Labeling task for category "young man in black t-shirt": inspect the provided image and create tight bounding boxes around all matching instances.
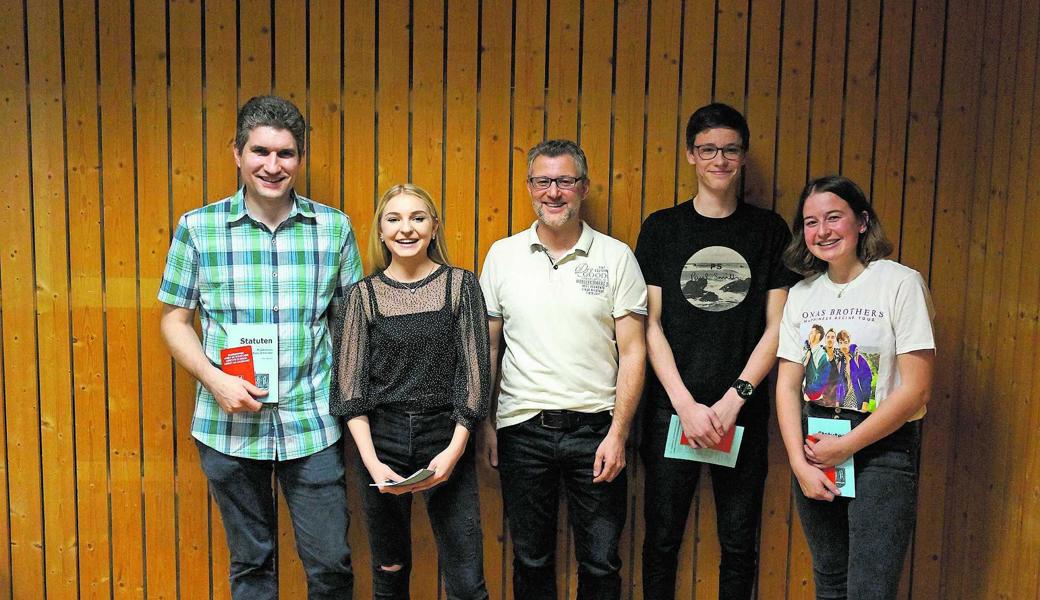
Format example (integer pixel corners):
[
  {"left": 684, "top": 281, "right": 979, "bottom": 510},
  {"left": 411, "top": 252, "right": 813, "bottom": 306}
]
[{"left": 635, "top": 103, "right": 800, "bottom": 600}]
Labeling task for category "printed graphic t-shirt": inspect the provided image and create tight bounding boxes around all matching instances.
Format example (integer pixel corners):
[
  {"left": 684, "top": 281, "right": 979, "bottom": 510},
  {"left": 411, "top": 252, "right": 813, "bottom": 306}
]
[
  {"left": 635, "top": 200, "right": 800, "bottom": 425},
  {"left": 777, "top": 259, "right": 936, "bottom": 419}
]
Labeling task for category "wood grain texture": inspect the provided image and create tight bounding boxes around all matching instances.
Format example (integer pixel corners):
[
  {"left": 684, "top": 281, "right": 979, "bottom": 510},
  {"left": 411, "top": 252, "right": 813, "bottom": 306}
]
[{"left": 0, "top": 1, "right": 1035, "bottom": 598}]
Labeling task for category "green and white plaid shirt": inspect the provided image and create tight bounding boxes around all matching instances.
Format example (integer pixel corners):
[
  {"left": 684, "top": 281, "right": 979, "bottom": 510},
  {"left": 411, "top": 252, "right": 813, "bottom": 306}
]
[{"left": 159, "top": 189, "right": 363, "bottom": 460}]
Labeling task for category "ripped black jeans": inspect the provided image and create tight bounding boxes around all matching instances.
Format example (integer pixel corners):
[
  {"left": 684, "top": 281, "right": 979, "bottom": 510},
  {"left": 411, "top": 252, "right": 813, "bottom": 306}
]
[{"left": 358, "top": 407, "right": 488, "bottom": 600}]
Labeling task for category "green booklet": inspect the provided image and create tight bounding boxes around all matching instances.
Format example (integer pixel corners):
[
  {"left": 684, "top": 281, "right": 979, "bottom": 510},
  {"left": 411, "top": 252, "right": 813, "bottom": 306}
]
[
  {"left": 806, "top": 417, "right": 856, "bottom": 498},
  {"left": 664, "top": 415, "right": 743, "bottom": 468}
]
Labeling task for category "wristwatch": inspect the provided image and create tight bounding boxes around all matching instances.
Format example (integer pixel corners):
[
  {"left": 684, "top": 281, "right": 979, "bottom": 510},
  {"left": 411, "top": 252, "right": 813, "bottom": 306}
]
[{"left": 731, "top": 379, "right": 755, "bottom": 400}]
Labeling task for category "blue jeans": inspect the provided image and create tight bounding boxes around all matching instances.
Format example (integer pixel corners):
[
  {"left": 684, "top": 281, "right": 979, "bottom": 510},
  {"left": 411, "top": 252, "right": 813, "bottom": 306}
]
[
  {"left": 359, "top": 407, "right": 488, "bottom": 600},
  {"left": 640, "top": 406, "right": 768, "bottom": 600},
  {"left": 794, "top": 404, "right": 920, "bottom": 600},
  {"left": 497, "top": 413, "right": 627, "bottom": 600},
  {"left": 195, "top": 439, "right": 354, "bottom": 599}
]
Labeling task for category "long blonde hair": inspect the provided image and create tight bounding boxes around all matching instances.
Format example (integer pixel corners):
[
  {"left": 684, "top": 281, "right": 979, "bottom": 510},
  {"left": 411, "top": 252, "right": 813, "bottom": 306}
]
[{"left": 368, "top": 183, "right": 452, "bottom": 273}]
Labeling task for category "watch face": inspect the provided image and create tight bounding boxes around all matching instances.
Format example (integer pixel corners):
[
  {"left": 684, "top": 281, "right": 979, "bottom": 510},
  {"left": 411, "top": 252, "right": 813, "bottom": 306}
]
[{"left": 734, "top": 380, "right": 754, "bottom": 398}]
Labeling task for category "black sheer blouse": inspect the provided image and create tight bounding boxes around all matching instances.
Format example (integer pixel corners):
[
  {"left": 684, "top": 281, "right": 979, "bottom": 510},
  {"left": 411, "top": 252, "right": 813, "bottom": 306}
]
[{"left": 331, "top": 265, "right": 491, "bottom": 430}]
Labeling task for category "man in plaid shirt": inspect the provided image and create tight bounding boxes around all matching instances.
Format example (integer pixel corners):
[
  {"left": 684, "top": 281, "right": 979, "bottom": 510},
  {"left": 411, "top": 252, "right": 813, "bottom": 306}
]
[{"left": 159, "top": 96, "right": 362, "bottom": 599}]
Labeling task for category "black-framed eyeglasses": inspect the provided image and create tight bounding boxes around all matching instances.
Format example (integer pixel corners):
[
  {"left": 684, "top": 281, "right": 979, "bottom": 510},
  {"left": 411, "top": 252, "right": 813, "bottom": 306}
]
[
  {"left": 527, "top": 176, "right": 586, "bottom": 190},
  {"left": 692, "top": 144, "right": 744, "bottom": 160}
]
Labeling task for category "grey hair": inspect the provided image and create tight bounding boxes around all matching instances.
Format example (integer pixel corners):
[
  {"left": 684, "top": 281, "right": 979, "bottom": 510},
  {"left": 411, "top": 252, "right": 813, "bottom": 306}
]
[
  {"left": 526, "top": 139, "right": 589, "bottom": 179},
  {"left": 235, "top": 95, "right": 307, "bottom": 155}
]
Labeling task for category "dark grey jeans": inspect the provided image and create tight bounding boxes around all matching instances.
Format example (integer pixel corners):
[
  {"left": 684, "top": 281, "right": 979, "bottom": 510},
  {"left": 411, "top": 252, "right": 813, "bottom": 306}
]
[
  {"left": 196, "top": 439, "right": 354, "bottom": 600},
  {"left": 794, "top": 404, "right": 920, "bottom": 600},
  {"left": 497, "top": 412, "right": 627, "bottom": 600},
  {"left": 640, "top": 407, "right": 769, "bottom": 600},
  {"left": 359, "top": 407, "right": 488, "bottom": 600}
]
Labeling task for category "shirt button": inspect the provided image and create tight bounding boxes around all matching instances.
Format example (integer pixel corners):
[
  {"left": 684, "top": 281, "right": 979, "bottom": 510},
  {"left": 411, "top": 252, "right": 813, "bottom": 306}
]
[
  {"left": 273, "top": 306, "right": 279, "bottom": 312},
  {"left": 272, "top": 271, "right": 278, "bottom": 278}
]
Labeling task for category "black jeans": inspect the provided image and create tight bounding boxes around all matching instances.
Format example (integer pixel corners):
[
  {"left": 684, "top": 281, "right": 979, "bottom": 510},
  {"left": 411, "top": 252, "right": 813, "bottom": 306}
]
[
  {"left": 497, "top": 413, "right": 627, "bottom": 600},
  {"left": 196, "top": 440, "right": 354, "bottom": 600},
  {"left": 794, "top": 404, "right": 920, "bottom": 600},
  {"left": 640, "top": 406, "right": 768, "bottom": 600},
  {"left": 359, "top": 407, "right": 488, "bottom": 600}
]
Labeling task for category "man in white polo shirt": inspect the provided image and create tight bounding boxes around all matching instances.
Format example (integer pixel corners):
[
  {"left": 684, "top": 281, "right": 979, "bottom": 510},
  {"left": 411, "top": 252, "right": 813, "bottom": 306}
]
[{"left": 479, "top": 139, "right": 647, "bottom": 600}]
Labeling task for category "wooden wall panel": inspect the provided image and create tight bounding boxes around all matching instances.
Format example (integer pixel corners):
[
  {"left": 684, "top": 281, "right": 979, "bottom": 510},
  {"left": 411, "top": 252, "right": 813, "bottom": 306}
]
[
  {"left": 2, "top": 0, "right": 42, "bottom": 596},
  {"left": 3, "top": 1, "right": 1038, "bottom": 598},
  {"left": 27, "top": 0, "right": 77, "bottom": 596},
  {"left": 64, "top": 1, "right": 112, "bottom": 597}
]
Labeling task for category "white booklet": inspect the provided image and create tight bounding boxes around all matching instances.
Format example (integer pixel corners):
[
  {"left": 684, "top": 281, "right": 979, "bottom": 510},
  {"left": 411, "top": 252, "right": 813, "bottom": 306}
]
[
  {"left": 369, "top": 469, "right": 435, "bottom": 488},
  {"left": 223, "top": 323, "right": 279, "bottom": 403}
]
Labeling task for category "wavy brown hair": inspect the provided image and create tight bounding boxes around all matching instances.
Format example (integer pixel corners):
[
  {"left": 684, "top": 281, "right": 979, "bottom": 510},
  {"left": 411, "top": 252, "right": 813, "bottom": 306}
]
[{"left": 782, "top": 175, "right": 893, "bottom": 276}]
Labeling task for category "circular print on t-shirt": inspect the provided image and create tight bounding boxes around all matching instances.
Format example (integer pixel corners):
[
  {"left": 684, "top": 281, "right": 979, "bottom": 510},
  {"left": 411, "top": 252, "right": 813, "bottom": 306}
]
[{"left": 680, "top": 246, "right": 751, "bottom": 311}]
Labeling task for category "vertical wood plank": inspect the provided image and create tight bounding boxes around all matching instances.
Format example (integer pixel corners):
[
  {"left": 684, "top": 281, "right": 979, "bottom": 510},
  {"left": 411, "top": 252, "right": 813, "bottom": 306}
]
[
  {"left": 642, "top": 0, "right": 683, "bottom": 218},
  {"left": 377, "top": 0, "right": 410, "bottom": 194},
  {"left": 545, "top": 0, "right": 580, "bottom": 141},
  {"left": 1010, "top": 99, "right": 1040, "bottom": 596},
  {"left": 609, "top": 0, "right": 647, "bottom": 245},
  {"left": 273, "top": 0, "right": 308, "bottom": 108},
  {"left": 743, "top": 0, "right": 781, "bottom": 211},
  {"left": 203, "top": 2, "right": 240, "bottom": 595},
  {"left": 475, "top": 3, "right": 514, "bottom": 594},
  {"left": 576, "top": 1, "right": 614, "bottom": 233},
  {"left": 308, "top": 0, "right": 344, "bottom": 208},
  {"left": 976, "top": 0, "right": 1029, "bottom": 597},
  {"left": 869, "top": 0, "right": 912, "bottom": 259},
  {"left": 1, "top": 0, "right": 44, "bottom": 596},
  {"left": 475, "top": 0, "right": 512, "bottom": 272},
  {"left": 444, "top": 0, "right": 479, "bottom": 270},
  {"left": 943, "top": 0, "right": 1004, "bottom": 596},
  {"left": 133, "top": 0, "right": 177, "bottom": 598},
  {"left": 713, "top": 0, "right": 748, "bottom": 108},
  {"left": 676, "top": 0, "right": 715, "bottom": 204},
  {"left": 98, "top": 0, "right": 146, "bottom": 596},
  {"left": 273, "top": 0, "right": 308, "bottom": 192},
  {"left": 167, "top": 0, "right": 210, "bottom": 597},
  {"left": 63, "top": 0, "right": 112, "bottom": 596},
  {"left": 27, "top": 0, "right": 78, "bottom": 596},
  {"left": 807, "top": 0, "right": 847, "bottom": 178},
  {"left": 412, "top": 0, "right": 445, "bottom": 201},
  {"left": 343, "top": 0, "right": 377, "bottom": 272},
  {"left": 239, "top": 0, "right": 273, "bottom": 98},
  {"left": 840, "top": 0, "right": 881, "bottom": 191},
  {"left": 929, "top": 0, "right": 986, "bottom": 596},
  {"left": 745, "top": 2, "right": 788, "bottom": 598},
  {"left": 510, "top": 0, "right": 547, "bottom": 236},
  {"left": 900, "top": 1, "right": 946, "bottom": 596}
]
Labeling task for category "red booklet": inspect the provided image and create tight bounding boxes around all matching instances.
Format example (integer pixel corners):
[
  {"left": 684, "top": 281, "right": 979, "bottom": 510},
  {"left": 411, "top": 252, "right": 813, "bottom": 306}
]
[
  {"left": 220, "top": 345, "right": 256, "bottom": 385},
  {"left": 680, "top": 426, "right": 736, "bottom": 453}
]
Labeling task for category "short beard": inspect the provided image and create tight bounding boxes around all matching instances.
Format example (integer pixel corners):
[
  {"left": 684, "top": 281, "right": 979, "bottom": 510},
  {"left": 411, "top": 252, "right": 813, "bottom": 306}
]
[{"left": 535, "top": 204, "right": 576, "bottom": 229}]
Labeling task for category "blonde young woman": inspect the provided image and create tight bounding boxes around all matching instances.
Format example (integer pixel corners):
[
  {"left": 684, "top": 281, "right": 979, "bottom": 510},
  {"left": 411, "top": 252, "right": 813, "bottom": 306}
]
[
  {"left": 332, "top": 184, "right": 490, "bottom": 600},
  {"left": 775, "top": 175, "right": 935, "bottom": 599}
]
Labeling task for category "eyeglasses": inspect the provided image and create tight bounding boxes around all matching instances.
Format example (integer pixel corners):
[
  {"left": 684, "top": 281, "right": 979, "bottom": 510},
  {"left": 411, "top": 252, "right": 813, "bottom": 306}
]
[
  {"left": 692, "top": 144, "right": 745, "bottom": 160},
  {"left": 527, "top": 176, "right": 586, "bottom": 190}
]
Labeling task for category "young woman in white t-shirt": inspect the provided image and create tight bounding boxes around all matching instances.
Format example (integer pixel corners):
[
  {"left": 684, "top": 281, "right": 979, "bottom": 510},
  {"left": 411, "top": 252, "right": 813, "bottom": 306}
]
[{"left": 775, "top": 175, "right": 935, "bottom": 599}]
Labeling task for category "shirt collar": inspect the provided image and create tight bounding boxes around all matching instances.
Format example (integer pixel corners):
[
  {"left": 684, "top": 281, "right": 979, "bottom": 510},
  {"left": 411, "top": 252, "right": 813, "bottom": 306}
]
[
  {"left": 227, "top": 188, "right": 314, "bottom": 225},
  {"left": 525, "top": 220, "right": 594, "bottom": 256}
]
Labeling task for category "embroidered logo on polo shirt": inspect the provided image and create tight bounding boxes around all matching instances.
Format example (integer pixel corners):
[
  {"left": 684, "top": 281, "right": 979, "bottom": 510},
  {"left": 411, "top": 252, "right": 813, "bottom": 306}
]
[{"left": 575, "top": 263, "right": 609, "bottom": 296}]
